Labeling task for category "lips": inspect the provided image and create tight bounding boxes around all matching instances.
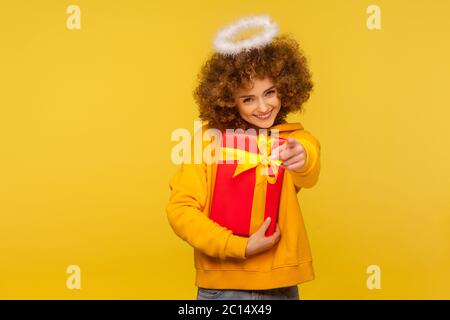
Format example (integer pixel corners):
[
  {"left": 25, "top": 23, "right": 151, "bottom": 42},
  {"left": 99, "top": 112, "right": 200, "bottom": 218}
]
[{"left": 254, "top": 109, "right": 272, "bottom": 120}]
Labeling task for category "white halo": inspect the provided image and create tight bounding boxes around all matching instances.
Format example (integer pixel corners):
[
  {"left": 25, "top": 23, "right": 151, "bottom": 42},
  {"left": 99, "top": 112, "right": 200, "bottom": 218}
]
[{"left": 213, "top": 15, "right": 279, "bottom": 56}]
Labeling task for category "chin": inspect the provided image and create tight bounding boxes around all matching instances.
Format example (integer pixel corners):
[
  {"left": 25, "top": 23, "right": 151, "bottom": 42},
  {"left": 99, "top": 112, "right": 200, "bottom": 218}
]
[{"left": 257, "top": 121, "right": 274, "bottom": 129}]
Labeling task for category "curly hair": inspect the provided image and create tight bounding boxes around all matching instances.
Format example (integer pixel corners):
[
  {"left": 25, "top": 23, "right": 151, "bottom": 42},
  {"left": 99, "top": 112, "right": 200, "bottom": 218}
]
[{"left": 193, "top": 33, "right": 314, "bottom": 131}]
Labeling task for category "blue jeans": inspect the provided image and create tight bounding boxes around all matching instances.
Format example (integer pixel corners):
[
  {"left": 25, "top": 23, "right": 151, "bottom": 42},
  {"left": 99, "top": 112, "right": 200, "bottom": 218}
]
[{"left": 196, "top": 285, "right": 299, "bottom": 300}]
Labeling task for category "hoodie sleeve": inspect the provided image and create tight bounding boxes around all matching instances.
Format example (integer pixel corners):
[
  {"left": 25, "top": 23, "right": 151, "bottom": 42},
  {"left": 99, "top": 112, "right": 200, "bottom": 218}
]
[
  {"left": 287, "top": 129, "right": 321, "bottom": 189},
  {"left": 166, "top": 149, "right": 249, "bottom": 261}
]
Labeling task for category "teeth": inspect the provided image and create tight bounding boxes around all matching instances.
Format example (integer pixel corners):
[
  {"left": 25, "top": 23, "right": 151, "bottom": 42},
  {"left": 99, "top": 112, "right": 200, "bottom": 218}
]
[{"left": 255, "top": 110, "right": 272, "bottom": 120}]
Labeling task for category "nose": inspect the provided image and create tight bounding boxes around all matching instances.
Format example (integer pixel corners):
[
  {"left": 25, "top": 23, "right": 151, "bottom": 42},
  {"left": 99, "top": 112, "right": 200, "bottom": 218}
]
[{"left": 256, "top": 97, "right": 271, "bottom": 113}]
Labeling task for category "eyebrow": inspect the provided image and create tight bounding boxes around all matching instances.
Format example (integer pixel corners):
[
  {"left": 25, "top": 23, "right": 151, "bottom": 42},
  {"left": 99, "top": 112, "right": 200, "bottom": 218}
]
[{"left": 238, "top": 85, "right": 276, "bottom": 98}]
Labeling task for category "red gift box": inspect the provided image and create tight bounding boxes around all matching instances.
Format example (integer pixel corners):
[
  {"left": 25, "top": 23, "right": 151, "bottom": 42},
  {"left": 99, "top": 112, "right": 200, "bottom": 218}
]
[{"left": 209, "top": 130, "right": 286, "bottom": 237}]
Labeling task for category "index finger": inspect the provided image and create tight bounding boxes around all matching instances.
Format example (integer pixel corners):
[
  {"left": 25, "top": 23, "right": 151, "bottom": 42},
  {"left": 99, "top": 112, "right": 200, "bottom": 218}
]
[
  {"left": 270, "top": 141, "right": 288, "bottom": 160},
  {"left": 286, "top": 137, "right": 298, "bottom": 148}
]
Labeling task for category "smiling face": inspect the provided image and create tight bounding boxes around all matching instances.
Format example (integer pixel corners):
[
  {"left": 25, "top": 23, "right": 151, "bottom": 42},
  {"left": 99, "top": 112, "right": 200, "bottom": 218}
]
[{"left": 234, "top": 77, "right": 281, "bottom": 129}]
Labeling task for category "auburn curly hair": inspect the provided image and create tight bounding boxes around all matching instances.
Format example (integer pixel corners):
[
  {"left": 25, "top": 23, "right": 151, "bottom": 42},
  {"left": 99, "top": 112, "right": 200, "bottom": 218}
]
[{"left": 193, "top": 33, "right": 314, "bottom": 131}]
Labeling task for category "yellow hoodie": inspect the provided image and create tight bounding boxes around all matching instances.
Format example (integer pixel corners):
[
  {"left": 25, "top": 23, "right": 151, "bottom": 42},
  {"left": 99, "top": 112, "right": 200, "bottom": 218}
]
[{"left": 166, "top": 122, "right": 321, "bottom": 290}]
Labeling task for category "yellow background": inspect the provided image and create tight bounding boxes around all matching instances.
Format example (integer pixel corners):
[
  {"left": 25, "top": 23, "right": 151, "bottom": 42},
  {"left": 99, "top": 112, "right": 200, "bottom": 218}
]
[{"left": 1, "top": 0, "right": 449, "bottom": 299}]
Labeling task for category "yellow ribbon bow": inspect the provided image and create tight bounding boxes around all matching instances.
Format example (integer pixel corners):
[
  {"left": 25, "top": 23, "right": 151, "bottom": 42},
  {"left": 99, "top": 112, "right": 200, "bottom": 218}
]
[{"left": 218, "top": 134, "right": 283, "bottom": 185}]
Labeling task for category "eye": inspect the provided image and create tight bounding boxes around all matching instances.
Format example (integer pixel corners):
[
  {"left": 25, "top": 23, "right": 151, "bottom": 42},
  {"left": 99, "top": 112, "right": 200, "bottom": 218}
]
[
  {"left": 243, "top": 97, "right": 253, "bottom": 104},
  {"left": 266, "top": 90, "right": 276, "bottom": 96}
]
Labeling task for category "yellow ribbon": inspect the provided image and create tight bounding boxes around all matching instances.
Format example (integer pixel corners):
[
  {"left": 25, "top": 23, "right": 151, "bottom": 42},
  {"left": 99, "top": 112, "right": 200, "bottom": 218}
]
[{"left": 218, "top": 134, "right": 283, "bottom": 185}]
